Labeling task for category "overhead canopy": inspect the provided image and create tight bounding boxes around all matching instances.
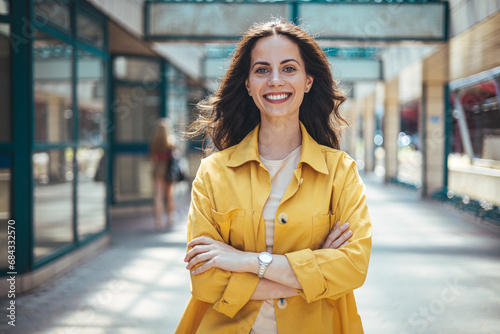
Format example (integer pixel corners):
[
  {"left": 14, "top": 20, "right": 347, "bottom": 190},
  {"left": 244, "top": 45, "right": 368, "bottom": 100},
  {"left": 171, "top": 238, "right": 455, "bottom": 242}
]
[{"left": 145, "top": 0, "right": 448, "bottom": 42}]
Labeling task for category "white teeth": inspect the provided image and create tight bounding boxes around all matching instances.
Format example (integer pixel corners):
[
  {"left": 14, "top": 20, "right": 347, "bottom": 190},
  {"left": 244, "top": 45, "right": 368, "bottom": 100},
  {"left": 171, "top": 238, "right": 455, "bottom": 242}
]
[{"left": 266, "top": 94, "right": 288, "bottom": 100}]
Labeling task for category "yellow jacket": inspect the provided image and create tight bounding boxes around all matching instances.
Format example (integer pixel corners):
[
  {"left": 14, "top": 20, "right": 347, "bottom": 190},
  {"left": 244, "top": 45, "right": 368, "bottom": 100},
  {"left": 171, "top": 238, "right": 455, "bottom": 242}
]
[{"left": 176, "top": 123, "right": 372, "bottom": 333}]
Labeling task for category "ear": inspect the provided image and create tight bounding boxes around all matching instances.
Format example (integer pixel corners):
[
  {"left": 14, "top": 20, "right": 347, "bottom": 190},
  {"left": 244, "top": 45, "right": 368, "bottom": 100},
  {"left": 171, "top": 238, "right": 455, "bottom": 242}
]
[
  {"left": 245, "top": 78, "right": 250, "bottom": 92},
  {"left": 306, "top": 75, "right": 314, "bottom": 92}
]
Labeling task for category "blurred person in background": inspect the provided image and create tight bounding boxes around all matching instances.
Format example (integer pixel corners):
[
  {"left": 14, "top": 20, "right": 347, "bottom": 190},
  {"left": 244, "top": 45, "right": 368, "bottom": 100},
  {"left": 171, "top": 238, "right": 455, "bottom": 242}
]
[
  {"left": 150, "top": 118, "right": 176, "bottom": 231},
  {"left": 177, "top": 19, "right": 372, "bottom": 333}
]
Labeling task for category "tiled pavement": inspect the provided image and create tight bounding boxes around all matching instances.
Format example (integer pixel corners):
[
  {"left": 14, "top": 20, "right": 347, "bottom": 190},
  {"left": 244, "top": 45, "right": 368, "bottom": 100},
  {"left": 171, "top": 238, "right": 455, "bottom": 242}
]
[
  {"left": 356, "top": 176, "right": 500, "bottom": 333},
  {"left": 1, "top": 176, "right": 500, "bottom": 333}
]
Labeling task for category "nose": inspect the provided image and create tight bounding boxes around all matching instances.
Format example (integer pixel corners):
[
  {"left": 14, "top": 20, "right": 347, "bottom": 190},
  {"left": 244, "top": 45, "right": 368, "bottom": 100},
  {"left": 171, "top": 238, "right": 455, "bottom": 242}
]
[{"left": 268, "top": 70, "right": 284, "bottom": 87}]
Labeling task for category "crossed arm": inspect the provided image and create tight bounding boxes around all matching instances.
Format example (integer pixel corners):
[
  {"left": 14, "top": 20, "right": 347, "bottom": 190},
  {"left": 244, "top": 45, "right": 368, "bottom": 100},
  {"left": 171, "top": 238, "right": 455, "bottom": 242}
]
[{"left": 184, "top": 221, "right": 352, "bottom": 300}]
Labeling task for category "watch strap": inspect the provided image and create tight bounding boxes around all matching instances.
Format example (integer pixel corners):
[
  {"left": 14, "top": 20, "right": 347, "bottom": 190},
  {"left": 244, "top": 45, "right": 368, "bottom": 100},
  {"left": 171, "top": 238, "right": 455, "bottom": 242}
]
[{"left": 257, "top": 262, "right": 267, "bottom": 278}]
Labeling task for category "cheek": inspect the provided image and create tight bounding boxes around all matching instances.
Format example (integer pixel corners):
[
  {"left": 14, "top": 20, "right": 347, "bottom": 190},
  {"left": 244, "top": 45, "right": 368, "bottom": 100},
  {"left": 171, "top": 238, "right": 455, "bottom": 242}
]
[
  {"left": 294, "top": 90, "right": 306, "bottom": 105},
  {"left": 245, "top": 78, "right": 251, "bottom": 91},
  {"left": 295, "top": 95, "right": 305, "bottom": 106},
  {"left": 252, "top": 96, "right": 263, "bottom": 108},
  {"left": 247, "top": 77, "right": 262, "bottom": 90}
]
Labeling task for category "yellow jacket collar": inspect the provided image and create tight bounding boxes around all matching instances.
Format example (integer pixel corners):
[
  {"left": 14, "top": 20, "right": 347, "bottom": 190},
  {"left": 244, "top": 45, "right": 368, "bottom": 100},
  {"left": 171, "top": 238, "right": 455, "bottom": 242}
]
[{"left": 227, "top": 122, "right": 329, "bottom": 175}]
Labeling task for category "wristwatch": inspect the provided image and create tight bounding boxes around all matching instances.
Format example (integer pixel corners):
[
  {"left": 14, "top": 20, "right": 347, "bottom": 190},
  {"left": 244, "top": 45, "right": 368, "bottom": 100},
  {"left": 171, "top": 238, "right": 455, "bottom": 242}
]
[{"left": 257, "top": 252, "right": 273, "bottom": 278}]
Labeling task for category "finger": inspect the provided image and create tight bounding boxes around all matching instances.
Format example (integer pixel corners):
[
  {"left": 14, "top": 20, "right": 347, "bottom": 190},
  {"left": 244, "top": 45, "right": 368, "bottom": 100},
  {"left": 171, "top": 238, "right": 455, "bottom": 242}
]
[
  {"left": 184, "top": 245, "right": 211, "bottom": 262},
  {"left": 187, "top": 251, "right": 215, "bottom": 270},
  {"left": 321, "top": 221, "right": 341, "bottom": 249},
  {"left": 331, "top": 229, "right": 352, "bottom": 249},
  {"left": 321, "top": 222, "right": 349, "bottom": 249},
  {"left": 330, "top": 229, "right": 353, "bottom": 249},
  {"left": 339, "top": 240, "right": 349, "bottom": 248},
  {"left": 338, "top": 222, "right": 350, "bottom": 233},
  {"left": 187, "top": 236, "right": 214, "bottom": 248},
  {"left": 191, "top": 259, "right": 215, "bottom": 275},
  {"left": 332, "top": 221, "right": 340, "bottom": 231}
]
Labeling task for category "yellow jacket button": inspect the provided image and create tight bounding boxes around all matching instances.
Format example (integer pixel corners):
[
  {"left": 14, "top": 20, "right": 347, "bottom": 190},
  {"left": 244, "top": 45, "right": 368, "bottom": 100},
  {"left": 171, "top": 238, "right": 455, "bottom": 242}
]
[
  {"left": 278, "top": 212, "right": 288, "bottom": 224},
  {"left": 277, "top": 298, "right": 288, "bottom": 310}
]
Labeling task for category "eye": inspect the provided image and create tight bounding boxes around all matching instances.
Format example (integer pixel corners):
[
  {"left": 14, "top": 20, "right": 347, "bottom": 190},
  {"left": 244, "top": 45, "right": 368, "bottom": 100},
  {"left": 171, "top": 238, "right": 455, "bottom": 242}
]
[
  {"left": 255, "top": 67, "right": 268, "bottom": 74},
  {"left": 283, "top": 66, "right": 296, "bottom": 73}
]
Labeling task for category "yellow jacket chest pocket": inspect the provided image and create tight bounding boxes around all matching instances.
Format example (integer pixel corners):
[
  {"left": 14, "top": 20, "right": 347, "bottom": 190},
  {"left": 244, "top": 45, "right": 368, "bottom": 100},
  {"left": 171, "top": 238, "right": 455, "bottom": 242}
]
[{"left": 210, "top": 208, "right": 246, "bottom": 249}]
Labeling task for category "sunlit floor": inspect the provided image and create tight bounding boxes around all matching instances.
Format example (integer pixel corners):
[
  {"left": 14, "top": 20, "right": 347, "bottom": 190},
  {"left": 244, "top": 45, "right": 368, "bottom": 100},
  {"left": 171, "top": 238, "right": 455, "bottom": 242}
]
[
  {"left": 1, "top": 176, "right": 500, "bottom": 333},
  {"left": 1, "top": 183, "right": 193, "bottom": 334},
  {"left": 356, "top": 175, "right": 500, "bottom": 333}
]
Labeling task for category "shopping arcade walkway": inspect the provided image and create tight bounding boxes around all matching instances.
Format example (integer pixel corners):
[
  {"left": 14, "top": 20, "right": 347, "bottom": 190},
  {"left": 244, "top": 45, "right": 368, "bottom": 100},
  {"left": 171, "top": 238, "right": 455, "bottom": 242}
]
[{"left": 1, "top": 176, "right": 499, "bottom": 333}]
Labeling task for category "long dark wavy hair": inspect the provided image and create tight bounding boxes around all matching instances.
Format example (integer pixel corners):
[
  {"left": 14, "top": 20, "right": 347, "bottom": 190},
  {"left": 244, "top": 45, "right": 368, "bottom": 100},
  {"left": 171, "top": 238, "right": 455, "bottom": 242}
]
[{"left": 187, "top": 19, "right": 347, "bottom": 155}]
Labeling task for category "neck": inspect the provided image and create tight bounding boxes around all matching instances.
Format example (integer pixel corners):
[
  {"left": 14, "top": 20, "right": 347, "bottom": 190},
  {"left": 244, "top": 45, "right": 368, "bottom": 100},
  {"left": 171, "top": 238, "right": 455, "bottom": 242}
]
[{"left": 258, "top": 118, "right": 302, "bottom": 160}]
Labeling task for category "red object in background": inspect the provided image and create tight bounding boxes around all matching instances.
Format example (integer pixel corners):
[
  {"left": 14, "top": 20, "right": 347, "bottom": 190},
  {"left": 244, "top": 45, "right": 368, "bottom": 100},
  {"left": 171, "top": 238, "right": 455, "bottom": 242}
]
[
  {"left": 400, "top": 100, "right": 419, "bottom": 134},
  {"left": 458, "top": 80, "right": 497, "bottom": 110}
]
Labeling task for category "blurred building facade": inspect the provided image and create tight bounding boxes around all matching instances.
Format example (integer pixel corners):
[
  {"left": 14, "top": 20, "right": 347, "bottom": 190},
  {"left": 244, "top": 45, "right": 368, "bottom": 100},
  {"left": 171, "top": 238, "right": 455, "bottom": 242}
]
[
  {"left": 0, "top": 0, "right": 206, "bottom": 294},
  {"left": 1, "top": 0, "right": 499, "bottom": 293},
  {"left": 342, "top": 0, "right": 500, "bottom": 222}
]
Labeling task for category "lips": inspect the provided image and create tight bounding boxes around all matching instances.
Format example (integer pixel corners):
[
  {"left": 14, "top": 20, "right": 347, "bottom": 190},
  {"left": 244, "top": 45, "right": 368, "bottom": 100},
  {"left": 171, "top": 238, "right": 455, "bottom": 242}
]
[{"left": 264, "top": 93, "right": 291, "bottom": 102}]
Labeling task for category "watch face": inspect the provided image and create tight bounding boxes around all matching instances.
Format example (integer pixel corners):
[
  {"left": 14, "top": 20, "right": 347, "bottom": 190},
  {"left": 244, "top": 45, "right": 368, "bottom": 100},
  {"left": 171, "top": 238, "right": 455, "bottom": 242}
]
[{"left": 260, "top": 252, "right": 272, "bottom": 264}]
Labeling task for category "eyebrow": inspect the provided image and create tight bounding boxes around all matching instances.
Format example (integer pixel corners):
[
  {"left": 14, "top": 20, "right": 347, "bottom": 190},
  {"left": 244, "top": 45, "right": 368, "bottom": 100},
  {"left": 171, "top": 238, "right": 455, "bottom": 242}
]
[{"left": 251, "top": 58, "right": 300, "bottom": 69}]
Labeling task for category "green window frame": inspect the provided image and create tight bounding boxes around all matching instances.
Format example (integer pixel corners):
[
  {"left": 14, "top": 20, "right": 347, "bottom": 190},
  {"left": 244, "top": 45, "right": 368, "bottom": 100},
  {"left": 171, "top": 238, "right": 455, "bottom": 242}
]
[
  {"left": 0, "top": 0, "right": 19, "bottom": 274},
  {"left": 6, "top": 0, "right": 109, "bottom": 274}
]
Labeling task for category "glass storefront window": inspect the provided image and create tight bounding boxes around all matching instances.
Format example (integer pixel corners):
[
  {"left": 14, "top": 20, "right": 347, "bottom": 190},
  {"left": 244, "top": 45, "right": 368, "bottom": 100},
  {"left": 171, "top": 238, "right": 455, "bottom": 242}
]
[
  {"left": 77, "top": 148, "right": 106, "bottom": 239},
  {"left": 448, "top": 77, "right": 500, "bottom": 207},
  {"left": 34, "top": 32, "right": 73, "bottom": 143},
  {"left": 114, "top": 57, "right": 160, "bottom": 83},
  {"left": 34, "top": 149, "right": 74, "bottom": 259},
  {"left": 167, "top": 66, "right": 189, "bottom": 127},
  {"left": 397, "top": 99, "right": 422, "bottom": 188},
  {"left": 114, "top": 86, "right": 160, "bottom": 142},
  {"left": 451, "top": 79, "right": 500, "bottom": 160},
  {"left": 0, "top": 0, "right": 8, "bottom": 15},
  {"left": 78, "top": 50, "right": 105, "bottom": 146},
  {"left": 0, "top": 24, "right": 10, "bottom": 142},
  {"left": 114, "top": 154, "right": 152, "bottom": 202},
  {"left": 34, "top": 0, "right": 71, "bottom": 31},
  {"left": 77, "top": 13, "right": 104, "bottom": 48},
  {"left": 0, "top": 155, "right": 10, "bottom": 220},
  {"left": 0, "top": 153, "right": 11, "bottom": 268}
]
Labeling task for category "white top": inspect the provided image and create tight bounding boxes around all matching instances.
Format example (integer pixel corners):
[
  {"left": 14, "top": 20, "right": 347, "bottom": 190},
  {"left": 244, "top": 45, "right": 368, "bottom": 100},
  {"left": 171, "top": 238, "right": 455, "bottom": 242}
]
[{"left": 250, "top": 145, "right": 302, "bottom": 334}]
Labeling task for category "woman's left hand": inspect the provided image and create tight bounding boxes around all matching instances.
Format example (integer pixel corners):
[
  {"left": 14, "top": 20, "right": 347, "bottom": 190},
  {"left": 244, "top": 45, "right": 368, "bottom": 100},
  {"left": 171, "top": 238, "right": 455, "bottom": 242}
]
[
  {"left": 320, "top": 221, "right": 352, "bottom": 249},
  {"left": 184, "top": 236, "right": 253, "bottom": 275}
]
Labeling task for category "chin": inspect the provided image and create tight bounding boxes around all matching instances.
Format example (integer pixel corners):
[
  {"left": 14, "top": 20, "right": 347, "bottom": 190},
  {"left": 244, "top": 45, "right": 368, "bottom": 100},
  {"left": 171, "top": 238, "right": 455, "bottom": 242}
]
[{"left": 260, "top": 109, "right": 299, "bottom": 120}]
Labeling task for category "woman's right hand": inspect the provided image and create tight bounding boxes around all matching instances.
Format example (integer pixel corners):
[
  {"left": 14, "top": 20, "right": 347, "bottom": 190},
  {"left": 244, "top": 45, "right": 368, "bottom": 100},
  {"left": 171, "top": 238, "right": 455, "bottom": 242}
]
[{"left": 320, "top": 222, "right": 352, "bottom": 249}]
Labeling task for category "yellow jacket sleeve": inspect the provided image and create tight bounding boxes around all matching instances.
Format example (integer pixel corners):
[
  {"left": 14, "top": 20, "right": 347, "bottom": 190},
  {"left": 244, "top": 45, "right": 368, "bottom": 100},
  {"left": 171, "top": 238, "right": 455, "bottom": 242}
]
[
  {"left": 285, "top": 165, "right": 372, "bottom": 303},
  {"left": 187, "top": 162, "right": 260, "bottom": 318}
]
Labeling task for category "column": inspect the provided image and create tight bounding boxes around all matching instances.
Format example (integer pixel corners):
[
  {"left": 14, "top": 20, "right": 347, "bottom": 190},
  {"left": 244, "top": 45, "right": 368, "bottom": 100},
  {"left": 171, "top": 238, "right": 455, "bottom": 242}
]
[
  {"left": 383, "top": 77, "right": 399, "bottom": 182},
  {"left": 422, "top": 82, "right": 446, "bottom": 196},
  {"left": 363, "top": 93, "right": 375, "bottom": 172},
  {"left": 422, "top": 45, "right": 449, "bottom": 197}
]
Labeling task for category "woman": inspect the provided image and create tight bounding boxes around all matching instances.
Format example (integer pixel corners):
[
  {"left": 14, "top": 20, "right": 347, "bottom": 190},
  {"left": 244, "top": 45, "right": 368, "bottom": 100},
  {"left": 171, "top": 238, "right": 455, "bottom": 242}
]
[
  {"left": 150, "top": 118, "right": 175, "bottom": 231},
  {"left": 177, "top": 19, "right": 372, "bottom": 333}
]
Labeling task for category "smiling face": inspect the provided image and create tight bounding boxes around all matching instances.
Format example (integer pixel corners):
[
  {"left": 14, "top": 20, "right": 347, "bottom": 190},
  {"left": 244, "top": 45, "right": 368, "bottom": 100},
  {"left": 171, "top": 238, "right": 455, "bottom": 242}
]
[{"left": 245, "top": 35, "right": 314, "bottom": 123}]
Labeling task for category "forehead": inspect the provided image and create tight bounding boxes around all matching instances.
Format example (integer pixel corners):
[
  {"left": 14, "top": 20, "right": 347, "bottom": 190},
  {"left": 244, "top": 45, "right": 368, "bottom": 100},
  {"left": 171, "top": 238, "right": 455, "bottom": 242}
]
[{"left": 250, "top": 35, "right": 302, "bottom": 63}]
